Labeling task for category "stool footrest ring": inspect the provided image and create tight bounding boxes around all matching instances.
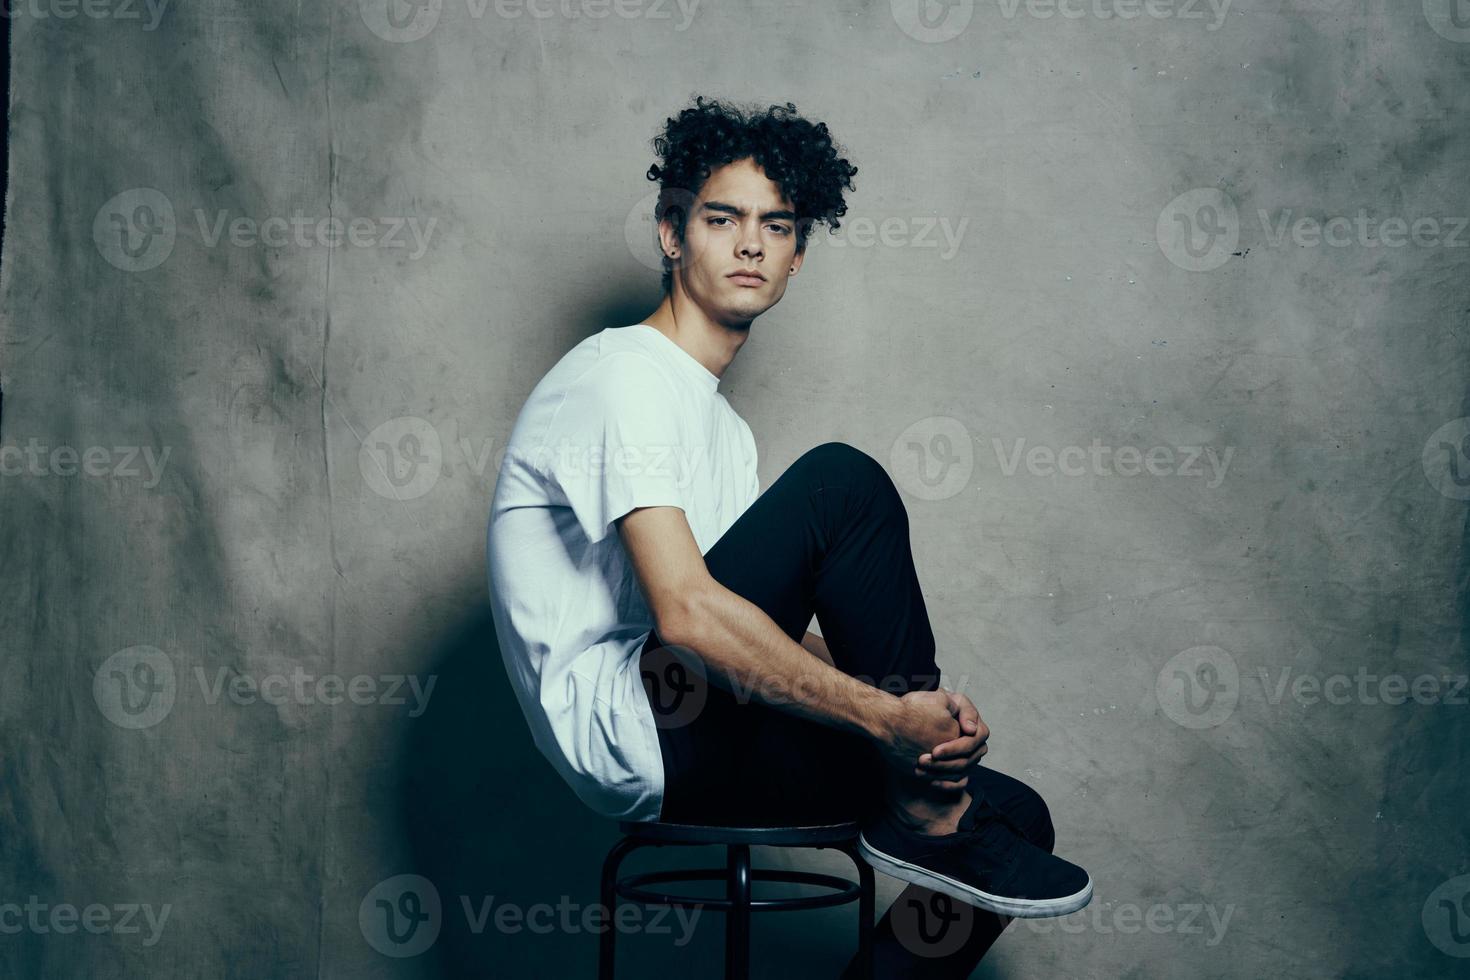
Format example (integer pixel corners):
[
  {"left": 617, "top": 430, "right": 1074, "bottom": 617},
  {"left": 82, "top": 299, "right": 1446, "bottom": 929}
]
[{"left": 616, "top": 867, "right": 862, "bottom": 912}]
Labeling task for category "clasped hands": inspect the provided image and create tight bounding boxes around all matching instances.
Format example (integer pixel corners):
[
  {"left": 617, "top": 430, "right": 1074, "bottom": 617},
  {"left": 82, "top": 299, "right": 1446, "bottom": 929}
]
[{"left": 882, "top": 688, "right": 991, "bottom": 790}]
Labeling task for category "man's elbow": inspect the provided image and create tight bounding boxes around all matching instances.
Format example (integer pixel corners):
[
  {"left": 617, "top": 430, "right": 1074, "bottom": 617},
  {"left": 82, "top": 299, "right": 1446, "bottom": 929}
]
[{"left": 652, "top": 584, "right": 716, "bottom": 651}]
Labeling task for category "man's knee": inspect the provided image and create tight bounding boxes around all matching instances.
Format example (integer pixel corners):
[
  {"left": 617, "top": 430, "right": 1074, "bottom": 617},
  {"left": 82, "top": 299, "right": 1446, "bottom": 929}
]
[
  {"left": 981, "top": 771, "right": 1057, "bottom": 853},
  {"left": 1013, "top": 784, "right": 1057, "bottom": 853},
  {"left": 796, "top": 442, "right": 902, "bottom": 503}
]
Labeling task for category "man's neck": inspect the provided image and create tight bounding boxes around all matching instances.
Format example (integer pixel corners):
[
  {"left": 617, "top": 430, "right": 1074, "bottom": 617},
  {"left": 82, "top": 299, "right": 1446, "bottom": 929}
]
[{"left": 641, "top": 293, "right": 750, "bottom": 383}]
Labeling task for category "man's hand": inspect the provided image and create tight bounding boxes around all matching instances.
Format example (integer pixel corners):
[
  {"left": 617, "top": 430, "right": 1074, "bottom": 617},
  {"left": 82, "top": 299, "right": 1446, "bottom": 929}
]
[
  {"left": 877, "top": 690, "right": 970, "bottom": 787},
  {"left": 915, "top": 689, "right": 989, "bottom": 784}
]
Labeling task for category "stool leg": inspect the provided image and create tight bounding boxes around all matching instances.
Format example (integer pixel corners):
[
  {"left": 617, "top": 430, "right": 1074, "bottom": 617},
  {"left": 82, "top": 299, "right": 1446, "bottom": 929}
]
[
  {"left": 725, "top": 843, "right": 751, "bottom": 980},
  {"left": 839, "top": 841, "right": 875, "bottom": 980},
  {"left": 856, "top": 853, "right": 875, "bottom": 980},
  {"left": 599, "top": 836, "right": 642, "bottom": 980}
]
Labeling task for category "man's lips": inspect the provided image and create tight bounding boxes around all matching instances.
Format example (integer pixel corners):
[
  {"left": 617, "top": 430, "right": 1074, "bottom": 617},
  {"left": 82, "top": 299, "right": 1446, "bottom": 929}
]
[{"left": 727, "top": 272, "right": 765, "bottom": 286}]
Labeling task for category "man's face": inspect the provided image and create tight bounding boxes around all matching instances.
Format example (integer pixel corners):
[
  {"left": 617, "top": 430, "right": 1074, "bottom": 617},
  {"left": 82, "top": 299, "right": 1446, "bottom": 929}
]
[{"left": 659, "top": 157, "right": 805, "bottom": 324}]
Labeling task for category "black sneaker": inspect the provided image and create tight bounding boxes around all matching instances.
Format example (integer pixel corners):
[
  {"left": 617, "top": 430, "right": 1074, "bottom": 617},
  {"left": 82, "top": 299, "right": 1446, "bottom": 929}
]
[{"left": 857, "top": 801, "right": 1093, "bottom": 919}]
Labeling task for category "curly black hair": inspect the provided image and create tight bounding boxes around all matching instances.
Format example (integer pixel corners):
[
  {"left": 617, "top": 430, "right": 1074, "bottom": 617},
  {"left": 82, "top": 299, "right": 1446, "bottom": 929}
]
[{"left": 646, "top": 95, "right": 859, "bottom": 293}]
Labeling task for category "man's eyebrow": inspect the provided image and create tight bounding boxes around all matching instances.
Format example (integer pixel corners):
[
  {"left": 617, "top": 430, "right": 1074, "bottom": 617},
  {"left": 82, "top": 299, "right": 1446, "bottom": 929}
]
[{"left": 699, "top": 200, "right": 798, "bottom": 222}]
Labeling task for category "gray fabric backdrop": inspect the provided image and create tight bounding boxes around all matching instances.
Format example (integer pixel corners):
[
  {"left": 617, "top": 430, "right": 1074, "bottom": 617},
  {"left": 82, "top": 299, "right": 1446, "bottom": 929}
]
[{"left": 2, "top": 1, "right": 1467, "bottom": 976}]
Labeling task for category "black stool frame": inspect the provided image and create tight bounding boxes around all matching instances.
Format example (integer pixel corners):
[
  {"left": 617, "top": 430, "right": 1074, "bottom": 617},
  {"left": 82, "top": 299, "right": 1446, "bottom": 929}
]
[{"left": 598, "top": 820, "right": 874, "bottom": 979}]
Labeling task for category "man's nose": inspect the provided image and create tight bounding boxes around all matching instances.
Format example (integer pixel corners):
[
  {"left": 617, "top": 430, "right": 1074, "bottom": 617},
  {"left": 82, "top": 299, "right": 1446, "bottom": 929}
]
[{"left": 737, "top": 221, "right": 764, "bottom": 259}]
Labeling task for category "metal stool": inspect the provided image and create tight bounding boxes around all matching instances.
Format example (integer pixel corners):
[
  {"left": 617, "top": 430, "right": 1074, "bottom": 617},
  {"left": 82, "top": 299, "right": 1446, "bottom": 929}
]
[{"left": 598, "top": 820, "right": 874, "bottom": 979}]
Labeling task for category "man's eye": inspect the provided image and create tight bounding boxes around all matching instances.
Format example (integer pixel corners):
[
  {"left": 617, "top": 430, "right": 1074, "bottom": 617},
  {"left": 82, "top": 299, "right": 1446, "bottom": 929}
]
[
  {"left": 709, "top": 216, "right": 732, "bottom": 226},
  {"left": 768, "top": 224, "right": 791, "bottom": 235}
]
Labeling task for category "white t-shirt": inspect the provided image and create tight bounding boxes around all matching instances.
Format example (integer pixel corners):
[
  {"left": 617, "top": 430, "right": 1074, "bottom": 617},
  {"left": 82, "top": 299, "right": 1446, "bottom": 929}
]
[{"left": 486, "top": 323, "right": 759, "bottom": 821}]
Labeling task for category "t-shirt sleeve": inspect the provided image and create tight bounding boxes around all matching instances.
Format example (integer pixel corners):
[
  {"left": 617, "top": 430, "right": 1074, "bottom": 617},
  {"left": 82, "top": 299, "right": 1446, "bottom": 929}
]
[{"left": 536, "top": 355, "right": 689, "bottom": 546}]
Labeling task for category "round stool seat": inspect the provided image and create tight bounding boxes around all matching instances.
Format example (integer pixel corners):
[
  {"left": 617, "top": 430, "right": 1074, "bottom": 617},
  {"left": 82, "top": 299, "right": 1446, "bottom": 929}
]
[{"left": 618, "top": 819, "right": 860, "bottom": 846}]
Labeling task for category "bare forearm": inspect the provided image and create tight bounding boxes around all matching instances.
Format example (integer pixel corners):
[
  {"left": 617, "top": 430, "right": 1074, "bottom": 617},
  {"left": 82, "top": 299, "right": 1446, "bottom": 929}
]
[{"left": 663, "top": 587, "right": 893, "bottom": 742}]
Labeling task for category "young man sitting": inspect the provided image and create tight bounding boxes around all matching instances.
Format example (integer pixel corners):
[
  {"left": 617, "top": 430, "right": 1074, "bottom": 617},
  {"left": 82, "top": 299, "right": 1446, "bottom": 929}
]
[{"left": 486, "top": 96, "right": 1093, "bottom": 973}]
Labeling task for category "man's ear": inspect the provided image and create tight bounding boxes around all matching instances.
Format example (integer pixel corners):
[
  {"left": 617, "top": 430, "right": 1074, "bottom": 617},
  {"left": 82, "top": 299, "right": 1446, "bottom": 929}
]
[
  {"left": 788, "top": 247, "right": 806, "bottom": 276},
  {"left": 656, "top": 211, "right": 684, "bottom": 259}
]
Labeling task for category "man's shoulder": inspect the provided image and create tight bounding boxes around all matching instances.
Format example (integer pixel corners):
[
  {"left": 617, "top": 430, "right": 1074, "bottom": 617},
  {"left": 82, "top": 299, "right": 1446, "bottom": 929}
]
[{"left": 538, "top": 327, "right": 669, "bottom": 391}]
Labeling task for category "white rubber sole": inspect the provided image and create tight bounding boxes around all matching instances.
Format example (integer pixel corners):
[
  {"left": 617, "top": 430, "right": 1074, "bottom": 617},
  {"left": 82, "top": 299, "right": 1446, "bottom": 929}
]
[{"left": 858, "top": 832, "right": 1094, "bottom": 919}]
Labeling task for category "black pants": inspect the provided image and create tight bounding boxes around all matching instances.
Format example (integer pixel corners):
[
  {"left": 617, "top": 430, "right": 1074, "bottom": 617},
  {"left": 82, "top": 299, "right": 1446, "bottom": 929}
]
[{"left": 638, "top": 443, "right": 1056, "bottom": 975}]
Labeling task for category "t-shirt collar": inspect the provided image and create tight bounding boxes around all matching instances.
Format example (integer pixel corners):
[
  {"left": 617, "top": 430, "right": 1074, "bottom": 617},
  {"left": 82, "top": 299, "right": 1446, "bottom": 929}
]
[{"left": 632, "top": 323, "right": 721, "bottom": 393}]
